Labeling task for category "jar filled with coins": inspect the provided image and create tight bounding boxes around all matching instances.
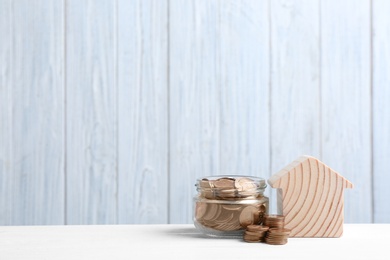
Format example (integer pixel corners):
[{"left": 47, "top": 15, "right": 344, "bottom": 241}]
[{"left": 193, "top": 175, "right": 269, "bottom": 238}]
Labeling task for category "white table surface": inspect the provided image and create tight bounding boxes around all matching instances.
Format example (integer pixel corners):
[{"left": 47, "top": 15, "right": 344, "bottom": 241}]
[{"left": 0, "top": 224, "right": 388, "bottom": 260}]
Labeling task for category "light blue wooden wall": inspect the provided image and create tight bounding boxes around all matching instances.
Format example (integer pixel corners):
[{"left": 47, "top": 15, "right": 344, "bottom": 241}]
[{"left": 0, "top": 0, "right": 389, "bottom": 225}]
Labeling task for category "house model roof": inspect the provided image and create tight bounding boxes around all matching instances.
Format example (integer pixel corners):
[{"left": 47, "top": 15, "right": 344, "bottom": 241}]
[{"left": 268, "top": 155, "right": 353, "bottom": 189}]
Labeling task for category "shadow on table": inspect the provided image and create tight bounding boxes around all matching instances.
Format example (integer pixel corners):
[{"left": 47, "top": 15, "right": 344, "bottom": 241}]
[
  {"left": 161, "top": 227, "right": 242, "bottom": 240},
  {"left": 161, "top": 227, "right": 211, "bottom": 239}
]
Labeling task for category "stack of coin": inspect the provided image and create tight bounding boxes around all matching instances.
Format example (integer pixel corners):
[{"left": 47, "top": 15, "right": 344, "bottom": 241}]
[
  {"left": 264, "top": 228, "right": 291, "bottom": 245},
  {"left": 263, "top": 214, "right": 285, "bottom": 228},
  {"left": 243, "top": 225, "right": 269, "bottom": 243}
]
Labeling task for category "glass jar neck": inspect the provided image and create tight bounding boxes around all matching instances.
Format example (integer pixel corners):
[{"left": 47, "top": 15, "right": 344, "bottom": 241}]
[{"left": 196, "top": 176, "right": 266, "bottom": 200}]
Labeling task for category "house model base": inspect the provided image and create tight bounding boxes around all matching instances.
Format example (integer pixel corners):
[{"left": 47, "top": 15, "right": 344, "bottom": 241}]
[{"left": 268, "top": 155, "right": 353, "bottom": 238}]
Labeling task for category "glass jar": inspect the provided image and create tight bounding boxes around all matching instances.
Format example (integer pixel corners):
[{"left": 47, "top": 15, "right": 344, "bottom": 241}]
[{"left": 193, "top": 175, "right": 269, "bottom": 238}]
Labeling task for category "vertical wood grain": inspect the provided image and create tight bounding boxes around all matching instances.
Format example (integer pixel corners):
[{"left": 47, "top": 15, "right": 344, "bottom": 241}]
[
  {"left": 0, "top": 0, "right": 12, "bottom": 225},
  {"left": 66, "top": 0, "right": 117, "bottom": 224},
  {"left": 373, "top": 0, "right": 390, "bottom": 223},
  {"left": 219, "top": 0, "right": 270, "bottom": 206},
  {"left": 0, "top": 0, "right": 65, "bottom": 225},
  {"left": 117, "top": 0, "right": 168, "bottom": 224},
  {"left": 321, "top": 0, "right": 372, "bottom": 223},
  {"left": 169, "top": 0, "right": 220, "bottom": 224},
  {"left": 270, "top": 0, "right": 321, "bottom": 213}
]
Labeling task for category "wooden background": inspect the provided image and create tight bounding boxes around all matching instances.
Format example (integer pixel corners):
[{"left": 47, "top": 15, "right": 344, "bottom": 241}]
[{"left": 0, "top": 0, "right": 389, "bottom": 225}]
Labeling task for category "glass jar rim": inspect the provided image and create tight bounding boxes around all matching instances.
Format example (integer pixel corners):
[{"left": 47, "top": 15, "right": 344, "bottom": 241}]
[
  {"left": 195, "top": 175, "right": 267, "bottom": 200},
  {"left": 195, "top": 175, "right": 267, "bottom": 189}
]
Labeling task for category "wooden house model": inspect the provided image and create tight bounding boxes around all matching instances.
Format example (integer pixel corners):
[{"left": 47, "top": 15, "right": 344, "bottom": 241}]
[{"left": 268, "top": 155, "right": 353, "bottom": 238}]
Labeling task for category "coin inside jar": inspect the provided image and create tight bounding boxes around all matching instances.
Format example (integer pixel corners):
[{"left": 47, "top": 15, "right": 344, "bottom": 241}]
[
  {"left": 213, "top": 177, "right": 236, "bottom": 189},
  {"left": 239, "top": 205, "right": 261, "bottom": 227},
  {"left": 195, "top": 202, "right": 208, "bottom": 219},
  {"left": 214, "top": 178, "right": 236, "bottom": 198},
  {"left": 235, "top": 177, "right": 257, "bottom": 191},
  {"left": 199, "top": 178, "right": 215, "bottom": 199}
]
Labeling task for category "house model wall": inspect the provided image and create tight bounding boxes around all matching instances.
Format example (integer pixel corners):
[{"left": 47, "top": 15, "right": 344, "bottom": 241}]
[{"left": 268, "top": 155, "right": 353, "bottom": 238}]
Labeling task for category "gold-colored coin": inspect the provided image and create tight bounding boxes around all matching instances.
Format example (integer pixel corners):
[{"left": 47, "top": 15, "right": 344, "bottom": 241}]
[
  {"left": 201, "top": 190, "right": 214, "bottom": 199},
  {"left": 195, "top": 202, "right": 208, "bottom": 220},
  {"left": 214, "top": 211, "right": 235, "bottom": 223},
  {"left": 214, "top": 177, "right": 236, "bottom": 199},
  {"left": 199, "top": 179, "right": 215, "bottom": 199},
  {"left": 267, "top": 228, "right": 291, "bottom": 235},
  {"left": 200, "top": 178, "right": 212, "bottom": 188},
  {"left": 213, "top": 177, "right": 235, "bottom": 189},
  {"left": 243, "top": 237, "right": 261, "bottom": 243},
  {"left": 239, "top": 205, "right": 261, "bottom": 228},
  {"left": 246, "top": 224, "right": 269, "bottom": 232},
  {"left": 264, "top": 227, "right": 291, "bottom": 245},
  {"left": 214, "top": 207, "right": 242, "bottom": 231},
  {"left": 235, "top": 177, "right": 256, "bottom": 191},
  {"left": 244, "top": 230, "right": 263, "bottom": 237},
  {"left": 202, "top": 203, "right": 221, "bottom": 221},
  {"left": 226, "top": 210, "right": 243, "bottom": 231},
  {"left": 264, "top": 214, "right": 285, "bottom": 221},
  {"left": 214, "top": 221, "right": 240, "bottom": 231},
  {"left": 263, "top": 214, "right": 285, "bottom": 228},
  {"left": 217, "top": 189, "right": 236, "bottom": 199},
  {"left": 265, "top": 240, "right": 288, "bottom": 245},
  {"left": 243, "top": 234, "right": 261, "bottom": 242},
  {"left": 222, "top": 204, "right": 242, "bottom": 211}
]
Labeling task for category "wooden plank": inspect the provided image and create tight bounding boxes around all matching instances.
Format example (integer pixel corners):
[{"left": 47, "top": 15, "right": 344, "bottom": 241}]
[
  {"left": 270, "top": 0, "right": 321, "bottom": 213},
  {"left": 169, "top": 0, "right": 220, "bottom": 223},
  {"left": 219, "top": 0, "right": 270, "bottom": 205},
  {"left": 66, "top": 0, "right": 117, "bottom": 224},
  {"left": 0, "top": 0, "right": 12, "bottom": 225},
  {"left": 373, "top": 0, "right": 390, "bottom": 223},
  {"left": 117, "top": 0, "right": 168, "bottom": 224},
  {"left": 0, "top": 0, "right": 65, "bottom": 225},
  {"left": 321, "top": 0, "right": 371, "bottom": 223}
]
